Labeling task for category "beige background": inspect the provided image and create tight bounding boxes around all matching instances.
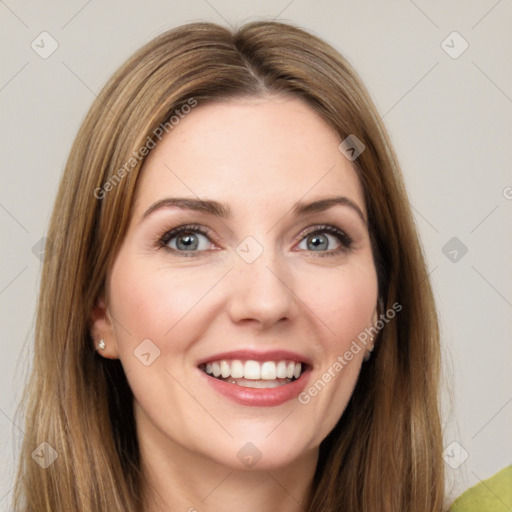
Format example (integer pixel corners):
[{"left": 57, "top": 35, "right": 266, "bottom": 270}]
[{"left": 1, "top": 0, "right": 511, "bottom": 507}]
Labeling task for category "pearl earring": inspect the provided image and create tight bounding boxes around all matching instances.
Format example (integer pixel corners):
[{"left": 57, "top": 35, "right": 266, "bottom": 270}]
[{"left": 98, "top": 339, "right": 106, "bottom": 350}]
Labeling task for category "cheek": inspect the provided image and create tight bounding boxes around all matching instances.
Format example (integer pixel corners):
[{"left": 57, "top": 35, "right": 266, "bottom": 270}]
[
  {"left": 293, "top": 260, "right": 377, "bottom": 445},
  {"left": 109, "top": 255, "right": 223, "bottom": 344},
  {"left": 299, "top": 259, "right": 378, "bottom": 347}
]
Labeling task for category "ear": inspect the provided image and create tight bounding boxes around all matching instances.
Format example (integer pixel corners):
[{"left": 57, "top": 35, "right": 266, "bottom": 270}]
[{"left": 89, "top": 296, "right": 121, "bottom": 359}]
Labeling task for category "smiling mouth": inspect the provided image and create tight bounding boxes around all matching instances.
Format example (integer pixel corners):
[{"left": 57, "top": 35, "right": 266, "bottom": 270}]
[{"left": 199, "top": 359, "right": 305, "bottom": 389}]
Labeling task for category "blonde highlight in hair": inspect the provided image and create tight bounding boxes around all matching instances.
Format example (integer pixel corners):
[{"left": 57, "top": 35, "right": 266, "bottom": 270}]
[{"left": 12, "top": 21, "right": 446, "bottom": 511}]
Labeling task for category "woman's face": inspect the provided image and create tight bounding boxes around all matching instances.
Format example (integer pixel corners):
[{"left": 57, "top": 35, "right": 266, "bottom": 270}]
[{"left": 94, "top": 96, "right": 378, "bottom": 470}]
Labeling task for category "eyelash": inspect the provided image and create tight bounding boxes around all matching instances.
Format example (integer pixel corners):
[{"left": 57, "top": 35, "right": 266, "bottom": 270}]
[{"left": 157, "top": 223, "right": 353, "bottom": 257}]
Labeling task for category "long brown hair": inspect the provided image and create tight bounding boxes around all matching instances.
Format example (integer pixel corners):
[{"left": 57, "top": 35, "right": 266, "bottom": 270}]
[{"left": 12, "top": 21, "right": 446, "bottom": 511}]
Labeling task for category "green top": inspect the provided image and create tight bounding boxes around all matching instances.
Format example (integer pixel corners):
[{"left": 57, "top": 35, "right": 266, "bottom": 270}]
[{"left": 449, "top": 465, "right": 512, "bottom": 511}]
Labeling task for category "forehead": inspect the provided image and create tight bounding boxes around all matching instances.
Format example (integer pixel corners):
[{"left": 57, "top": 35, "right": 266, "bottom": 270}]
[{"left": 133, "top": 96, "right": 365, "bottom": 216}]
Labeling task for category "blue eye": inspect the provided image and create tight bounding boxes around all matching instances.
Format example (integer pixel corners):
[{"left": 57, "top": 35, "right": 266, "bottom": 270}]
[
  {"left": 158, "top": 223, "right": 352, "bottom": 257},
  {"left": 297, "top": 225, "right": 353, "bottom": 255},
  {"left": 298, "top": 232, "right": 338, "bottom": 251},
  {"left": 160, "top": 224, "right": 213, "bottom": 254}
]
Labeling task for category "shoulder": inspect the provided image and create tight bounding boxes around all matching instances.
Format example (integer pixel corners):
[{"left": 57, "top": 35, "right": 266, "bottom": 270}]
[{"left": 449, "top": 465, "right": 512, "bottom": 512}]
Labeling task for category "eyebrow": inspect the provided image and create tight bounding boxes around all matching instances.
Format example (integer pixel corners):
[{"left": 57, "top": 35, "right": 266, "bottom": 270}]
[
  {"left": 292, "top": 197, "right": 366, "bottom": 225},
  {"left": 142, "top": 196, "right": 367, "bottom": 225}
]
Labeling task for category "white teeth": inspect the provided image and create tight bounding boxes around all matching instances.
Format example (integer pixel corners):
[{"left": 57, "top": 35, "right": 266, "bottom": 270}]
[
  {"left": 260, "top": 361, "right": 276, "bottom": 380},
  {"left": 202, "top": 358, "right": 305, "bottom": 381},
  {"left": 231, "top": 360, "right": 244, "bottom": 379},
  {"left": 286, "top": 362, "right": 295, "bottom": 379},
  {"left": 220, "top": 360, "right": 230, "bottom": 378},
  {"left": 244, "top": 360, "right": 261, "bottom": 380},
  {"left": 276, "top": 361, "right": 287, "bottom": 378},
  {"left": 212, "top": 362, "right": 221, "bottom": 377}
]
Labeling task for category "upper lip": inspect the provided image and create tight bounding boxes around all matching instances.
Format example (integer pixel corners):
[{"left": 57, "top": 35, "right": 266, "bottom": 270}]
[{"left": 196, "top": 349, "right": 312, "bottom": 367}]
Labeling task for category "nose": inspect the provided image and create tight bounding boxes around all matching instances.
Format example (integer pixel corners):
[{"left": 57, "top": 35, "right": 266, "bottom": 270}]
[{"left": 225, "top": 249, "right": 297, "bottom": 330}]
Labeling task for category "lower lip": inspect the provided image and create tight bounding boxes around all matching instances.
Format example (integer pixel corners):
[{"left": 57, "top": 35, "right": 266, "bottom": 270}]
[{"left": 199, "top": 368, "right": 311, "bottom": 407}]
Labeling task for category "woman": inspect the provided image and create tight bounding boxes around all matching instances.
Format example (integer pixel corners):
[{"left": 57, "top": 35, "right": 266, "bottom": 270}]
[{"left": 12, "top": 21, "right": 447, "bottom": 511}]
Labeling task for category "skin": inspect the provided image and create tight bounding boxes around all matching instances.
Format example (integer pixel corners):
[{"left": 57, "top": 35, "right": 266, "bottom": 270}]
[{"left": 91, "top": 95, "right": 379, "bottom": 512}]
